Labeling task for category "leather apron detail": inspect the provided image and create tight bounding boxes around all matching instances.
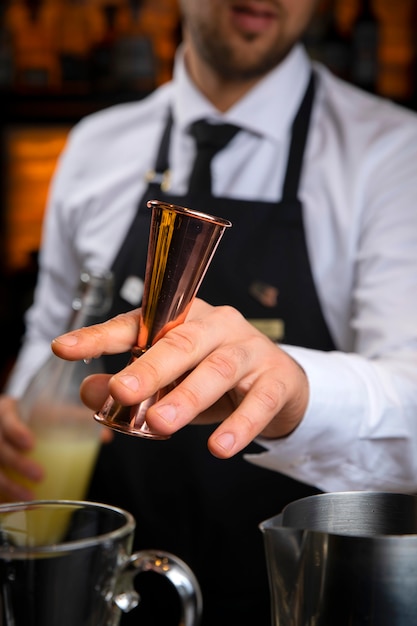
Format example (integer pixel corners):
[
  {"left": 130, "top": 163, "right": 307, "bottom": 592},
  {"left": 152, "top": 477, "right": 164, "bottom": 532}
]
[{"left": 88, "top": 72, "right": 334, "bottom": 626}]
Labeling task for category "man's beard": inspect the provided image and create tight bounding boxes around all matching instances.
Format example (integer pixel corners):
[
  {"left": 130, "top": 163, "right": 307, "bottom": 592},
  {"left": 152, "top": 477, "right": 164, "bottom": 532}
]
[{"left": 189, "top": 18, "right": 290, "bottom": 82}]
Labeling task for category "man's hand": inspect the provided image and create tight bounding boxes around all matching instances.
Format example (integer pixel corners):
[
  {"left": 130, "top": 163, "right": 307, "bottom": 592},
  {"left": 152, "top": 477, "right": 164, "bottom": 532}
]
[{"left": 52, "top": 299, "right": 309, "bottom": 458}]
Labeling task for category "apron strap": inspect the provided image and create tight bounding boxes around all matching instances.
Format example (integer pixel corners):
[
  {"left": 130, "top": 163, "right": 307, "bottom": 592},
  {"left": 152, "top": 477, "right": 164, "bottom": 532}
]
[
  {"left": 282, "top": 71, "right": 316, "bottom": 200},
  {"left": 154, "top": 109, "right": 173, "bottom": 175}
]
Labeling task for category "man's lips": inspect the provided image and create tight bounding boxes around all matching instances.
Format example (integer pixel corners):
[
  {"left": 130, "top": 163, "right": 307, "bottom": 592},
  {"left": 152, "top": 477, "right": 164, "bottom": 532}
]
[{"left": 230, "top": 2, "right": 278, "bottom": 34}]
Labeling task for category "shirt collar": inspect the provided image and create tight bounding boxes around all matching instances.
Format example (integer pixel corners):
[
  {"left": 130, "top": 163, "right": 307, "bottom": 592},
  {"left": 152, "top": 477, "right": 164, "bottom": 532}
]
[{"left": 172, "top": 43, "right": 313, "bottom": 144}]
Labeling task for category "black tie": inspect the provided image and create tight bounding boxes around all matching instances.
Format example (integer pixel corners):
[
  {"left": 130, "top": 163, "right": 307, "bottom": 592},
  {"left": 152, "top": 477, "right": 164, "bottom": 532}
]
[{"left": 188, "top": 120, "right": 240, "bottom": 194}]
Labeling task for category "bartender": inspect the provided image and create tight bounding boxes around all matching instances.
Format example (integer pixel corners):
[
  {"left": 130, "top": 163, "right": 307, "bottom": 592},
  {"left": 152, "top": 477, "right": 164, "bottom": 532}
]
[{"left": 4, "top": 1, "right": 417, "bottom": 625}]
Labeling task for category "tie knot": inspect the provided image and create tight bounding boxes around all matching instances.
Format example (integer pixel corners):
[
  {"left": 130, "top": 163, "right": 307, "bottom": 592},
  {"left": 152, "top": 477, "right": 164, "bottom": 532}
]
[
  {"left": 187, "top": 120, "right": 241, "bottom": 195},
  {"left": 189, "top": 120, "right": 240, "bottom": 153}
]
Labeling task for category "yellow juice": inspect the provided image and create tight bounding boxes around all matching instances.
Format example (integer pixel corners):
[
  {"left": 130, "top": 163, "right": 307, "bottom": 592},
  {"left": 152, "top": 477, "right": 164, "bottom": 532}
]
[
  {"left": 5, "top": 428, "right": 101, "bottom": 545},
  {"left": 1, "top": 507, "right": 74, "bottom": 548},
  {"left": 25, "top": 432, "right": 100, "bottom": 501}
]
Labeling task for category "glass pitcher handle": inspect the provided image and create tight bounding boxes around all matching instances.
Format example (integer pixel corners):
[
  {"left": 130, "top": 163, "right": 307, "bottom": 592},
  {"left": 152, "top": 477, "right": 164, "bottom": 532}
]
[{"left": 114, "top": 549, "right": 203, "bottom": 626}]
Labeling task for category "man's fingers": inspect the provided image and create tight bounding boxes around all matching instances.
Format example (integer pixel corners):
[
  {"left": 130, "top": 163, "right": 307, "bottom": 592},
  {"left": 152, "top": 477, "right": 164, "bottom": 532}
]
[
  {"left": 0, "top": 474, "right": 36, "bottom": 502},
  {"left": 53, "top": 298, "right": 308, "bottom": 459},
  {"left": 0, "top": 438, "right": 44, "bottom": 502},
  {"left": 108, "top": 306, "right": 248, "bottom": 405},
  {"left": 51, "top": 309, "right": 141, "bottom": 361},
  {"left": 80, "top": 374, "right": 113, "bottom": 411}
]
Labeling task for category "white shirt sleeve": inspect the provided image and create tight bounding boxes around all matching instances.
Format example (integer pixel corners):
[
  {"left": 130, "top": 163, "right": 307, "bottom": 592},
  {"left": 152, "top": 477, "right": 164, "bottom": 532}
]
[{"left": 246, "top": 346, "right": 417, "bottom": 492}]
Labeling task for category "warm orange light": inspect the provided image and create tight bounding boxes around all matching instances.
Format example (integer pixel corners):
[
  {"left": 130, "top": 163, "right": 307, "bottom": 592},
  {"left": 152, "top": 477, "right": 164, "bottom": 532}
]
[{"left": 4, "top": 126, "right": 70, "bottom": 272}]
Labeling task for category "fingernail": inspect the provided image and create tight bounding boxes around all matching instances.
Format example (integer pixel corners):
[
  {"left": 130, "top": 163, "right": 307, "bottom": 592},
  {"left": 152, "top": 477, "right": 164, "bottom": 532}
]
[
  {"left": 155, "top": 404, "right": 177, "bottom": 424},
  {"left": 52, "top": 334, "right": 79, "bottom": 347},
  {"left": 117, "top": 374, "right": 140, "bottom": 392},
  {"left": 215, "top": 432, "right": 235, "bottom": 452}
]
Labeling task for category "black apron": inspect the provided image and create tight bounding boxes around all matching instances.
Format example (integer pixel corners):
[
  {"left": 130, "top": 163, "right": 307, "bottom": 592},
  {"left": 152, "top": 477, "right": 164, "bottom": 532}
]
[{"left": 87, "top": 73, "right": 335, "bottom": 626}]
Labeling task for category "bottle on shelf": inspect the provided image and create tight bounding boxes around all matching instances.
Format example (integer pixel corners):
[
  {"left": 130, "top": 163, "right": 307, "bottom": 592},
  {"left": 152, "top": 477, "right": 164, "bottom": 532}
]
[
  {"left": 349, "top": 0, "right": 379, "bottom": 93},
  {"left": 7, "top": 267, "right": 114, "bottom": 502},
  {"left": 112, "top": 0, "right": 156, "bottom": 94},
  {"left": 138, "top": 0, "right": 181, "bottom": 87},
  {"left": 90, "top": 0, "right": 180, "bottom": 94},
  {"left": 90, "top": 0, "right": 121, "bottom": 92},
  {"left": 56, "top": 0, "right": 103, "bottom": 93},
  {"left": 5, "top": 0, "right": 62, "bottom": 91}
]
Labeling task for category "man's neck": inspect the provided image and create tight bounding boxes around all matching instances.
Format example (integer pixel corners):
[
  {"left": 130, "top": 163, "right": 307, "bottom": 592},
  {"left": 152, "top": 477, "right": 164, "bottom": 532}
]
[{"left": 183, "top": 49, "right": 263, "bottom": 113}]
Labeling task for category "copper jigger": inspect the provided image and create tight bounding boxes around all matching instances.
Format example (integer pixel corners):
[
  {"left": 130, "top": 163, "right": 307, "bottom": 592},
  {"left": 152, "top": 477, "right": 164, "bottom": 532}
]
[{"left": 94, "top": 200, "right": 232, "bottom": 439}]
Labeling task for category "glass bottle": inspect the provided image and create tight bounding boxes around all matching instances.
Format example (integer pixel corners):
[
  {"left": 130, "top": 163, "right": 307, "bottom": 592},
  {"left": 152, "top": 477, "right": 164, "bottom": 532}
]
[{"left": 9, "top": 267, "right": 113, "bottom": 501}]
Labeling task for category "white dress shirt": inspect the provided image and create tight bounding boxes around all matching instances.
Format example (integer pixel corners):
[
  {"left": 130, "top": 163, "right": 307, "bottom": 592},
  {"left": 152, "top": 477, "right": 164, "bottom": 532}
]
[{"left": 6, "top": 44, "right": 417, "bottom": 494}]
